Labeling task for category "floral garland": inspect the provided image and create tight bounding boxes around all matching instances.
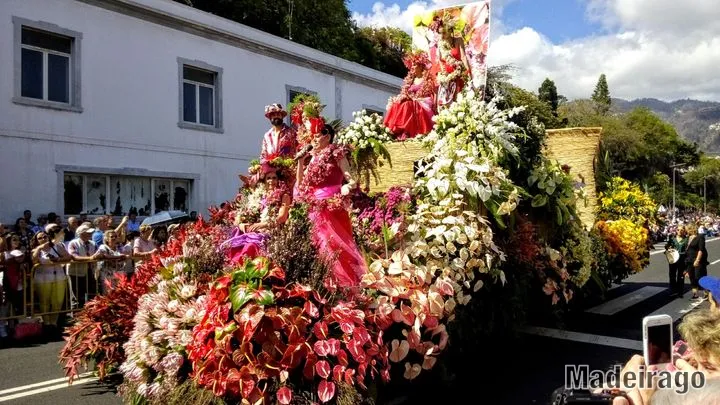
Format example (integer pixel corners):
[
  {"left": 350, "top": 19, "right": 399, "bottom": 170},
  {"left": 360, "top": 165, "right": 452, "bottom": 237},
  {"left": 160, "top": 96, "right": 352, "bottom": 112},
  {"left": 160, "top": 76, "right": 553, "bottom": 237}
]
[
  {"left": 436, "top": 38, "right": 466, "bottom": 87},
  {"left": 299, "top": 144, "right": 347, "bottom": 196}
]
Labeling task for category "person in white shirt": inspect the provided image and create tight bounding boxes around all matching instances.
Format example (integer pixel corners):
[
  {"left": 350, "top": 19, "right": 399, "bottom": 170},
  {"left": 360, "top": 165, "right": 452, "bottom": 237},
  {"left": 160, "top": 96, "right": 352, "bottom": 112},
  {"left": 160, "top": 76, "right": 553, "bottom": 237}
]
[
  {"left": 67, "top": 224, "right": 102, "bottom": 306},
  {"left": 31, "top": 225, "right": 72, "bottom": 329},
  {"left": 96, "top": 230, "right": 131, "bottom": 294},
  {"left": 133, "top": 225, "right": 157, "bottom": 268}
]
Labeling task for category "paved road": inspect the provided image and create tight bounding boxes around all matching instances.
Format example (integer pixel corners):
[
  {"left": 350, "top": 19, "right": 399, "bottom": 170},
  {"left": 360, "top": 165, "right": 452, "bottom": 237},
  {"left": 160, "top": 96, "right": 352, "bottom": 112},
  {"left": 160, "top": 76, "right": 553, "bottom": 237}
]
[{"left": 1, "top": 238, "right": 718, "bottom": 404}]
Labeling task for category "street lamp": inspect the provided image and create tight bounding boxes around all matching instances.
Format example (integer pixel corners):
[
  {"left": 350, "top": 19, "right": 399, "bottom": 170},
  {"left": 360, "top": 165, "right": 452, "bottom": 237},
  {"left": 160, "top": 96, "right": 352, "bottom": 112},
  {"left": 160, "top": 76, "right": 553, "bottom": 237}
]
[{"left": 670, "top": 163, "right": 687, "bottom": 219}]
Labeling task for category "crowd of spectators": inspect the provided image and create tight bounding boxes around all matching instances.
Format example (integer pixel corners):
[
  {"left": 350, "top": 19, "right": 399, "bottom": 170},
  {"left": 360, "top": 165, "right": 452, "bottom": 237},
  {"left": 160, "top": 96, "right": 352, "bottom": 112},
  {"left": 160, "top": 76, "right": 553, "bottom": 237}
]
[
  {"left": 651, "top": 211, "right": 720, "bottom": 243},
  {"left": 0, "top": 209, "right": 194, "bottom": 340}
]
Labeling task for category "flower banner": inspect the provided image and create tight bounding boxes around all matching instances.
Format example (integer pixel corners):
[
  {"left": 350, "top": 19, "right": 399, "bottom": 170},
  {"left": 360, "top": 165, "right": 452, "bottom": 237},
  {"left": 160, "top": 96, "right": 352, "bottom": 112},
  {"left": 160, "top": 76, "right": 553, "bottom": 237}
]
[{"left": 412, "top": 1, "right": 491, "bottom": 99}]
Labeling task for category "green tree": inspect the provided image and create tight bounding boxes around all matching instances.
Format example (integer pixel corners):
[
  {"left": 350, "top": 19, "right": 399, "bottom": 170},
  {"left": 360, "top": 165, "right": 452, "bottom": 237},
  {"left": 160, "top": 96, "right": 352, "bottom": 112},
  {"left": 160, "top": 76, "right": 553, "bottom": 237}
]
[
  {"left": 592, "top": 74, "right": 611, "bottom": 115},
  {"left": 174, "top": 0, "right": 409, "bottom": 78},
  {"left": 354, "top": 27, "right": 412, "bottom": 78},
  {"left": 538, "top": 78, "right": 559, "bottom": 116},
  {"left": 507, "top": 86, "right": 562, "bottom": 130}
]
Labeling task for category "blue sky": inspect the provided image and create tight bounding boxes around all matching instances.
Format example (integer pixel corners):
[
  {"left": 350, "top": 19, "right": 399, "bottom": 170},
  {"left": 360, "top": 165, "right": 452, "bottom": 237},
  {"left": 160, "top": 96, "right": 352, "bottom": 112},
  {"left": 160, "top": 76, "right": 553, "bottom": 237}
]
[
  {"left": 349, "top": 0, "right": 604, "bottom": 43},
  {"left": 349, "top": 0, "right": 720, "bottom": 101}
]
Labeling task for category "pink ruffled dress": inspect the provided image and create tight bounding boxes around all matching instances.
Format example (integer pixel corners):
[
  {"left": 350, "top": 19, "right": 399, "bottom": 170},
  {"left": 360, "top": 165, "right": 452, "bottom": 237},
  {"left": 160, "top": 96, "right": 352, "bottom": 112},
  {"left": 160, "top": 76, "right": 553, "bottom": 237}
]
[{"left": 300, "top": 145, "right": 367, "bottom": 287}]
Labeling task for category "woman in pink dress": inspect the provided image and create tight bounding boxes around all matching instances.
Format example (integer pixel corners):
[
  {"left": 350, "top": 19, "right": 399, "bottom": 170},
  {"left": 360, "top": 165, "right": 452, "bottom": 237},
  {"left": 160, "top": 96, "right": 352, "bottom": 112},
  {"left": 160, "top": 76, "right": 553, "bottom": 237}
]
[{"left": 296, "top": 123, "right": 367, "bottom": 288}]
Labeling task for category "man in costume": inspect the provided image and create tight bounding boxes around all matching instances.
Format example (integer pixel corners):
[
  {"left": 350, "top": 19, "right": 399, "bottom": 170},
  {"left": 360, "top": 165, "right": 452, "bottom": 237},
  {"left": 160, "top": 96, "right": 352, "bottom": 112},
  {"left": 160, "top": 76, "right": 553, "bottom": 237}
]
[
  {"left": 261, "top": 103, "right": 297, "bottom": 160},
  {"left": 241, "top": 104, "right": 298, "bottom": 188}
]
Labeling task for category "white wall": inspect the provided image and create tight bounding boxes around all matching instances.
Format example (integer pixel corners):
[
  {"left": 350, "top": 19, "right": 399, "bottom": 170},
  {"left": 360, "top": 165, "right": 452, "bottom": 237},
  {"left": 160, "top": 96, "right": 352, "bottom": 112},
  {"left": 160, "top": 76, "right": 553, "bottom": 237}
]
[{"left": 0, "top": 0, "right": 401, "bottom": 223}]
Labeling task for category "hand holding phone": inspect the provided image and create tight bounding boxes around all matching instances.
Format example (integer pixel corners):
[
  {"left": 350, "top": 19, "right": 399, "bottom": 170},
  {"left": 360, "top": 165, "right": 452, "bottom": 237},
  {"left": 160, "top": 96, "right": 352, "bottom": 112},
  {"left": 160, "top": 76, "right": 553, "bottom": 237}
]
[{"left": 643, "top": 315, "right": 673, "bottom": 370}]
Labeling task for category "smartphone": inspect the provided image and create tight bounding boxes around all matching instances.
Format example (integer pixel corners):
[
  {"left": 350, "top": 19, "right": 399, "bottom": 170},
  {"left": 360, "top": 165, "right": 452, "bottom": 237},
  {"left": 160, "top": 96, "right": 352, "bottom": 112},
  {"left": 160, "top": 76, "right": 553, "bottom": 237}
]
[{"left": 643, "top": 314, "right": 673, "bottom": 369}]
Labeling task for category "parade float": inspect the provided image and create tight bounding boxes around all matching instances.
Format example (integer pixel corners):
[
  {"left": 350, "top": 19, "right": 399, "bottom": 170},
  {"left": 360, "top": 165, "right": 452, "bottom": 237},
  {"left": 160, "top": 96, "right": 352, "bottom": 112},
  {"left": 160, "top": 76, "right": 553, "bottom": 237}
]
[{"left": 58, "top": 1, "right": 656, "bottom": 403}]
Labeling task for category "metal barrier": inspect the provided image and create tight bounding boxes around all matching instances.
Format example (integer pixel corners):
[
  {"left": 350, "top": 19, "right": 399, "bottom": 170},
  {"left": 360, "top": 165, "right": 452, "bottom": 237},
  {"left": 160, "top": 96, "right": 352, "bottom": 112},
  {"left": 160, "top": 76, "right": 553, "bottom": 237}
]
[{"left": 0, "top": 257, "right": 138, "bottom": 324}]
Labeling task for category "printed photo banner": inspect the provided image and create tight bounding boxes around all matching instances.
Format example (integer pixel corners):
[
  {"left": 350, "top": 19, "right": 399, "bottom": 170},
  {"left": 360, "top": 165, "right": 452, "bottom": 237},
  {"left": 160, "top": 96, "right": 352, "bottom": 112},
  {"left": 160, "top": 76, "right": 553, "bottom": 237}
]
[{"left": 412, "top": 1, "right": 491, "bottom": 102}]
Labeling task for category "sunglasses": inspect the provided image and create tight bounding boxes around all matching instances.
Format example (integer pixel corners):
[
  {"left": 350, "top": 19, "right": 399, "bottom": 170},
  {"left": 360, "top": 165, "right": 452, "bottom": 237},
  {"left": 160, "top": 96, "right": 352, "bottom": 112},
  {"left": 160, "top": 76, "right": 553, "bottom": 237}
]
[{"left": 320, "top": 127, "right": 333, "bottom": 136}]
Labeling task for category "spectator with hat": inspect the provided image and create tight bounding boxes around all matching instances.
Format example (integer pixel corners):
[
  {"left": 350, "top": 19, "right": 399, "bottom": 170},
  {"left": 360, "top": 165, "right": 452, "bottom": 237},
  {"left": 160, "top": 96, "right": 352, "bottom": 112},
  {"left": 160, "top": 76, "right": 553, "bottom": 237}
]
[{"left": 67, "top": 223, "right": 102, "bottom": 307}]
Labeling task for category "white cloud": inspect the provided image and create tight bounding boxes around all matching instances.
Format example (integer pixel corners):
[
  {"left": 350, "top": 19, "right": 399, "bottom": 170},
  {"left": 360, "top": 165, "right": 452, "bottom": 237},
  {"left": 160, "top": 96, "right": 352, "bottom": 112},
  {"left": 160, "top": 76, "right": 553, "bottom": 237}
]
[
  {"left": 351, "top": 0, "right": 515, "bottom": 36},
  {"left": 353, "top": 0, "right": 720, "bottom": 101}
]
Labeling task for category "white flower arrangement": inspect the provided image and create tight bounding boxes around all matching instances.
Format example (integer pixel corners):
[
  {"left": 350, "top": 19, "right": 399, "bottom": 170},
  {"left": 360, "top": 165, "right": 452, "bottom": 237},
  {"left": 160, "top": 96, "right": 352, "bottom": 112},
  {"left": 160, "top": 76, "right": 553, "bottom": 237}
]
[
  {"left": 336, "top": 110, "right": 395, "bottom": 190},
  {"left": 336, "top": 110, "right": 393, "bottom": 150},
  {"left": 416, "top": 91, "right": 524, "bottom": 223}
]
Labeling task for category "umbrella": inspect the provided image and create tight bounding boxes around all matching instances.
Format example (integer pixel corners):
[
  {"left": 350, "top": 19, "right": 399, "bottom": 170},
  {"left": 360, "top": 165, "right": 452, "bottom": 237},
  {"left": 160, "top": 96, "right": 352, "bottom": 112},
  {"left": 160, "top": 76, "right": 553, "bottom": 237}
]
[{"left": 141, "top": 210, "right": 190, "bottom": 227}]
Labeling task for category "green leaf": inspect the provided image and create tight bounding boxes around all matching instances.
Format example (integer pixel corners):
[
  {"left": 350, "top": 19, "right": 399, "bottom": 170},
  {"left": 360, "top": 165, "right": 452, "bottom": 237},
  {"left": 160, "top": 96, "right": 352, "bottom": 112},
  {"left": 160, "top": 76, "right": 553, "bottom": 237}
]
[
  {"left": 556, "top": 205, "right": 563, "bottom": 225},
  {"left": 254, "top": 289, "right": 275, "bottom": 306},
  {"left": 230, "top": 285, "right": 254, "bottom": 312},
  {"left": 531, "top": 194, "right": 548, "bottom": 207},
  {"left": 527, "top": 174, "right": 538, "bottom": 186}
]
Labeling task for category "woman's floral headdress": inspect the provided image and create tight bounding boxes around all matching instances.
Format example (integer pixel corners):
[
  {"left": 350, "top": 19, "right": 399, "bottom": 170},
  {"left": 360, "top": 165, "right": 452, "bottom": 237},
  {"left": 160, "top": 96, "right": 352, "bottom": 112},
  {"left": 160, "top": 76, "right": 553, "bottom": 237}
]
[
  {"left": 288, "top": 94, "right": 324, "bottom": 126},
  {"left": 403, "top": 51, "right": 432, "bottom": 71}
]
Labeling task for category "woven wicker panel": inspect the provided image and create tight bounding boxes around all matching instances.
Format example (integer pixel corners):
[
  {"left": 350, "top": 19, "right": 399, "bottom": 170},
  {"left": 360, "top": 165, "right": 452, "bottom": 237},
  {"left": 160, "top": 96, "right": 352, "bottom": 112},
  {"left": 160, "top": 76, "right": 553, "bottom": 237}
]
[
  {"left": 369, "top": 141, "right": 429, "bottom": 193},
  {"left": 543, "top": 127, "right": 603, "bottom": 229}
]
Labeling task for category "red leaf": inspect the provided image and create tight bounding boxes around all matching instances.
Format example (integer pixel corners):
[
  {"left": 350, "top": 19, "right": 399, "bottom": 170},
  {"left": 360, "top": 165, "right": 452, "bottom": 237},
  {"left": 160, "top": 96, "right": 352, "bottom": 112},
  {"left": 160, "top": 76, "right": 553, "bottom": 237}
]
[
  {"left": 280, "top": 344, "right": 307, "bottom": 369},
  {"left": 277, "top": 386, "right": 293, "bottom": 405},
  {"left": 288, "top": 284, "right": 312, "bottom": 299},
  {"left": 268, "top": 266, "right": 286, "bottom": 282},
  {"left": 313, "top": 321, "right": 329, "bottom": 340},
  {"left": 240, "top": 377, "right": 255, "bottom": 399},
  {"left": 304, "top": 301, "right": 320, "bottom": 318},
  {"left": 315, "top": 360, "right": 331, "bottom": 379},
  {"left": 303, "top": 354, "right": 318, "bottom": 380},
  {"left": 318, "top": 380, "right": 336, "bottom": 403}
]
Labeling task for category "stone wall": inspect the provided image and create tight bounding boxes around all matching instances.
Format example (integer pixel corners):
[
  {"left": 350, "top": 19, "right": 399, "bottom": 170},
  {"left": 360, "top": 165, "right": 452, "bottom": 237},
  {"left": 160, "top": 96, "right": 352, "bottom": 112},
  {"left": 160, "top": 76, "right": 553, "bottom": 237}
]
[{"left": 544, "top": 127, "right": 603, "bottom": 229}]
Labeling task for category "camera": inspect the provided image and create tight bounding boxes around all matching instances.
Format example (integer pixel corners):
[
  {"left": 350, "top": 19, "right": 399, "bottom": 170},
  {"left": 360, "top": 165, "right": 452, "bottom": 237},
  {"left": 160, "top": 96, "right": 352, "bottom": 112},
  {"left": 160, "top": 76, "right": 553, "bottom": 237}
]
[{"left": 550, "top": 387, "right": 625, "bottom": 404}]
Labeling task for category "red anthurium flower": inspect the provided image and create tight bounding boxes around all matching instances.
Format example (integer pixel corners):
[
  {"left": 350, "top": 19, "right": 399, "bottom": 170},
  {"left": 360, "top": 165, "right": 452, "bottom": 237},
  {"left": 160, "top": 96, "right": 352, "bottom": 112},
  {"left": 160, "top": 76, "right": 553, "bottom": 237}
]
[
  {"left": 318, "top": 380, "right": 336, "bottom": 403},
  {"left": 313, "top": 340, "right": 331, "bottom": 357},
  {"left": 352, "top": 327, "right": 371, "bottom": 346},
  {"left": 304, "top": 301, "right": 319, "bottom": 318},
  {"left": 277, "top": 386, "right": 293, "bottom": 405},
  {"left": 344, "top": 368, "right": 356, "bottom": 386},
  {"left": 313, "top": 321, "right": 329, "bottom": 340},
  {"left": 333, "top": 365, "right": 346, "bottom": 382},
  {"left": 336, "top": 349, "right": 349, "bottom": 367},
  {"left": 339, "top": 322, "right": 355, "bottom": 334},
  {"left": 347, "top": 339, "right": 366, "bottom": 363},
  {"left": 315, "top": 360, "right": 331, "bottom": 379},
  {"left": 326, "top": 339, "right": 340, "bottom": 356}
]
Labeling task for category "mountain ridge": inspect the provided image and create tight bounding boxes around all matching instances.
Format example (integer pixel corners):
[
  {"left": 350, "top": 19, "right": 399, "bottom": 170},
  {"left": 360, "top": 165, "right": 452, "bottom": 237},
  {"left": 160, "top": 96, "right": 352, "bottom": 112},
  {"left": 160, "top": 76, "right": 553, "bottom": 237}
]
[{"left": 610, "top": 97, "right": 720, "bottom": 151}]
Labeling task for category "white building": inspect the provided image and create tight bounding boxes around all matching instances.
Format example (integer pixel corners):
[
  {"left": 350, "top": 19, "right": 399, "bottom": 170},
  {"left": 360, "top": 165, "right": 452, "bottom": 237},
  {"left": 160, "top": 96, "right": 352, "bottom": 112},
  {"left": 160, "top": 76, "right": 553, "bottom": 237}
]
[{"left": 0, "top": 0, "right": 401, "bottom": 223}]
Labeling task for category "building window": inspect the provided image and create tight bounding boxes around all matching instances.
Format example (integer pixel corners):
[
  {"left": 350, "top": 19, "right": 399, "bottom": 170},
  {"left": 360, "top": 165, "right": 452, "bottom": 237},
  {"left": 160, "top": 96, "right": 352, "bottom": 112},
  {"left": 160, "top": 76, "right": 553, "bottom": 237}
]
[
  {"left": 13, "top": 17, "right": 82, "bottom": 112},
  {"left": 178, "top": 58, "right": 223, "bottom": 133},
  {"left": 64, "top": 173, "right": 192, "bottom": 216},
  {"left": 285, "top": 85, "right": 317, "bottom": 123},
  {"left": 363, "top": 105, "right": 385, "bottom": 117}
]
